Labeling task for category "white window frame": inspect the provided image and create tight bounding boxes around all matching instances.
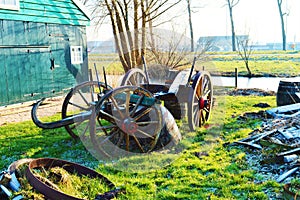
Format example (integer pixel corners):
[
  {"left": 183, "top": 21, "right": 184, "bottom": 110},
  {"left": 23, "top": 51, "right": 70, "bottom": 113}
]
[
  {"left": 0, "top": 0, "right": 20, "bottom": 11},
  {"left": 70, "top": 46, "right": 83, "bottom": 64}
]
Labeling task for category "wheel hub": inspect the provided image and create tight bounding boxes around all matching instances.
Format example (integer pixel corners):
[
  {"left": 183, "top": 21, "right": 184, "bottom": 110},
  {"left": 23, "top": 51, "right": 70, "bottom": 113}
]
[
  {"left": 199, "top": 98, "right": 205, "bottom": 109},
  {"left": 121, "top": 118, "right": 138, "bottom": 135}
]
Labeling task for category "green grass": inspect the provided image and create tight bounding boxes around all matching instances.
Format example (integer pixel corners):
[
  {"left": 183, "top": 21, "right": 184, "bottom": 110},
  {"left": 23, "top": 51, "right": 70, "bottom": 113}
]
[
  {"left": 0, "top": 94, "right": 283, "bottom": 199},
  {"left": 92, "top": 51, "right": 300, "bottom": 77},
  {"left": 205, "top": 60, "right": 300, "bottom": 77}
]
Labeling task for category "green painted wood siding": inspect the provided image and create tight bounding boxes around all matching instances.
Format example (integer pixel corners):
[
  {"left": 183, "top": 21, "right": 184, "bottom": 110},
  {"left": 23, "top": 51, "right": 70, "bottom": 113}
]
[
  {"left": 0, "top": 21, "right": 89, "bottom": 106},
  {"left": 0, "top": 0, "right": 89, "bottom": 26}
]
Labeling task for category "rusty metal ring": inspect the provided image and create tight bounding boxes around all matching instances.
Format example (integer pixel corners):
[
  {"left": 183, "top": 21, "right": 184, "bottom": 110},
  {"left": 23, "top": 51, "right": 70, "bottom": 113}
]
[{"left": 25, "top": 158, "right": 117, "bottom": 200}]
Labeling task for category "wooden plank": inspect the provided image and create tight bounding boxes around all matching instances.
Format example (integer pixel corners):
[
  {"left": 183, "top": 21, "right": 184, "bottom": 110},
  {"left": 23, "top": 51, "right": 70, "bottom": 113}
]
[
  {"left": 246, "top": 130, "right": 277, "bottom": 143},
  {"left": 235, "top": 130, "right": 277, "bottom": 150},
  {"left": 277, "top": 147, "right": 300, "bottom": 157},
  {"left": 276, "top": 167, "right": 298, "bottom": 183},
  {"left": 168, "top": 70, "right": 189, "bottom": 94},
  {"left": 234, "top": 141, "right": 262, "bottom": 150},
  {"left": 266, "top": 103, "right": 300, "bottom": 117}
]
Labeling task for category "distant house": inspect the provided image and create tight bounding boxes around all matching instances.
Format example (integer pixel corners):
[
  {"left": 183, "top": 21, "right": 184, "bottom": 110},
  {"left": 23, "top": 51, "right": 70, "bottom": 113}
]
[
  {"left": 197, "top": 35, "right": 249, "bottom": 51},
  {"left": 0, "top": 0, "right": 90, "bottom": 106},
  {"left": 88, "top": 40, "right": 116, "bottom": 54},
  {"left": 198, "top": 35, "right": 299, "bottom": 51}
]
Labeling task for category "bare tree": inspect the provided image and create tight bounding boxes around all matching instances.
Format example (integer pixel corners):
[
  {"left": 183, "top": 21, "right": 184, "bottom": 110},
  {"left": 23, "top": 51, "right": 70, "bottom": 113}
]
[
  {"left": 92, "top": 0, "right": 181, "bottom": 72},
  {"left": 276, "top": 0, "right": 287, "bottom": 51},
  {"left": 196, "top": 37, "right": 214, "bottom": 56},
  {"left": 225, "top": 0, "right": 240, "bottom": 51},
  {"left": 236, "top": 36, "right": 253, "bottom": 77},
  {"left": 147, "top": 28, "right": 214, "bottom": 69},
  {"left": 147, "top": 29, "right": 190, "bottom": 69},
  {"left": 187, "top": 0, "right": 194, "bottom": 52}
]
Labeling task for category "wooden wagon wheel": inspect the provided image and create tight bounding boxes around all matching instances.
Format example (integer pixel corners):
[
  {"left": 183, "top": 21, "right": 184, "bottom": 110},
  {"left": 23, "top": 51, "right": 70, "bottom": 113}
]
[
  {"left": 89, "top": 86, "right": 162, "bottom": 157},
  {"left": 120, "top": 68, "right": 149, "bottom": 86},
  {"left": 61, "top": 81, "right": 112, "bottom": 139},
  {"left": 188, "top": 71, "right": 213, "bottom": 131}
]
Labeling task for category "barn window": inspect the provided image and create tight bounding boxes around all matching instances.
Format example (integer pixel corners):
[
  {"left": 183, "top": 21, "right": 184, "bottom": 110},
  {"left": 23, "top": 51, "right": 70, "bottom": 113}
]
[
  {"left": 70, "top": 46, "right": 83, "bottom": 64},
  {"left": 0, "top": 0, "right": 19, "bottom": 10}
]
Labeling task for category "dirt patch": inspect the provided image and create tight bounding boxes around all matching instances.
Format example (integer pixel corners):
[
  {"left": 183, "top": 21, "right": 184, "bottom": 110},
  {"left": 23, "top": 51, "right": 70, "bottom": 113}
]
[
  {"left": 228, "top": 88, "right": 276, "bottom": 96},
  {"left": 0, "top": 97, "right": 64, "bottom": 126},
  {"left": 0, "top": 88, "right": 275, "bottom": 126}
]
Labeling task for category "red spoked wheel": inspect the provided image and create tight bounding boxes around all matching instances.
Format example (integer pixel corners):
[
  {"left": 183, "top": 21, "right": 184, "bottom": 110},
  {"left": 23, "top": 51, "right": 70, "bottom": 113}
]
[{"left": 188, "top": 71, "right": 213, "bottom": 131}]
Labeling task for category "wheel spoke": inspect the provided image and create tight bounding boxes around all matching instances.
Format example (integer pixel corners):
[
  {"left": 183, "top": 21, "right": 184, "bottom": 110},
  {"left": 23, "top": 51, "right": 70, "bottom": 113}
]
[
  {"left": 201, "top": 110, "right": 206, "bottom": 124},
  {"left": 97, "top": 130, "right": 118, "bottom": 146},
  {"left": 116, "top": 132, "right": 124, "bottom": 148},
  {"left": 136, "top": 121, "right": 159, "bottom": 125},
  {"left": 130, "top": 95, "right": 145, "bottom": 117},
  {"left": 79, "top": 122, "right": 89, "bottom": 138},
  {"left": 96, "top": 124, "right": 118, "bottom": 131},
  {"left": 204, "top": 107, "right": 210, "bottom": 113},
  {"left": 130, "top": 76, "right": 136, "bottom": 85},
  {"left": 78, "top": 90, "right": 90, "bottom": 107},
  {"left": 205, "top": 109, "right": 210, "bottom": 119},
  {"left": 134, "top": 107, "right": 151, "bottom": 121},
  {"left": 203, "top": 89, "right": 211, "bottom": 99},
  {"left": 128, "top": 79, "right": 134, "bottom": 85},
  {"left": 100, "top": 110, "right": 121, "bottom": 123},
  {"left": 202, "top": 77, "right": 208, "bottom": 91},
  {"left": 132, "top": 135, "right": 145, "bottom": 153},
  {"left": 120, "top": 68, "right": 148, "bottom": 87},
  {"left": 72, "top": 119, "right": 85, "bottom": 129},
  {"left": 192, "top": 95, "right": 199, "bottom": 107},
  {"left": 68, "top": 101, "right": 90, "bottom": 111},
  {"left": 133, "top": 74, "right": 138, "bottom": 85},
  {"left": 136, "top": 128, "right": 155, "bottom": 139},
  {"left": 110, "top": 96, "right": 124, "bottom": 119},
  {"left": 90, "top": 85, "right": 95, "bottom": 103},
  {"left": 125, "top": 91, "right": 130, "bottom": 116},
  {"left": 125, "top": 134, "right": 130, "bottom": 151},
  {"left": 196, "top": 79, "right": 203, "bottom": 97}
]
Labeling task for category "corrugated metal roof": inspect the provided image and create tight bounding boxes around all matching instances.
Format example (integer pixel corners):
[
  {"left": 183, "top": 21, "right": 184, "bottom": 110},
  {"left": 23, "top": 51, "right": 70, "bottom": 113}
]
[{"left": 0, "top": 0, "right": 90, "bottom": 26}]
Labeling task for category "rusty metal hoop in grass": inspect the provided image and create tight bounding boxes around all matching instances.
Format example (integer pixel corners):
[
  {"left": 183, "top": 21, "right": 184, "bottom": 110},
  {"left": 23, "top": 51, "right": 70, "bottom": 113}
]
[{"left": 25, "top": 158, "right": 120, "bottom": 200}]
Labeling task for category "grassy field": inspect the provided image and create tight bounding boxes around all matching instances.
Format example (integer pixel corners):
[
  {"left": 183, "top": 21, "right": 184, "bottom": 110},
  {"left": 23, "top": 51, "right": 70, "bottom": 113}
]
[
  {"left": 0, "top": 93, "right": 284, "bottom": 199},
  {"left": 89, "top": 51, "right": 300, "bottom": 77}
]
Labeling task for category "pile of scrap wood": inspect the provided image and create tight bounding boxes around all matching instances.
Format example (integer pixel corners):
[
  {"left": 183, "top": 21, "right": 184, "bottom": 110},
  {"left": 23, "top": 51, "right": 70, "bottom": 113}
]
[{"left": 235, "top": 103, "right": 300, "bottom": 184}]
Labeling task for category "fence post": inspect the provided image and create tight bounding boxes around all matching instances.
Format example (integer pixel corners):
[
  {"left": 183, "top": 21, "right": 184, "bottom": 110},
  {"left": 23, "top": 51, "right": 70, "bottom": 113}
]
[
  {"left": 89, "top": 68, "right": 93, "bottom": 82},
  {"left": 235, "top": 68, "right": 238, "bottom": 89}
]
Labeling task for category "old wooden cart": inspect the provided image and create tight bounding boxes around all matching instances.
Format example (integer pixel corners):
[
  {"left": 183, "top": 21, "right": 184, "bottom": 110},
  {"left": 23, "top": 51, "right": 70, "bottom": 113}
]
[{"left": 31, "top": 58, "right": 213, "bottom": 155}]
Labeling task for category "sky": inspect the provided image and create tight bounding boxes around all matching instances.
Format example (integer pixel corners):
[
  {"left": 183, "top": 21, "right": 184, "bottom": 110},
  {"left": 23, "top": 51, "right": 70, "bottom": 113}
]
[{"left": 86, "top": 0, "right": 300, "bottom": 44}]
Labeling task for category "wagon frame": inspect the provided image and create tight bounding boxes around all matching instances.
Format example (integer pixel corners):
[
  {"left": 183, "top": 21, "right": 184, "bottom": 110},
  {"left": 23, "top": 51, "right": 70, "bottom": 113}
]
[{"left": 31, "top": 57, "right": 213, "bottom": 155}]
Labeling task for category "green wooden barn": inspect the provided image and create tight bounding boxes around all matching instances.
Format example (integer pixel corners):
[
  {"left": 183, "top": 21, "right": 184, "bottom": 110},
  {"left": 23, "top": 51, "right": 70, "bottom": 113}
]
[{"left": 0, "top": 0, "right": 90, "bottom": 106}]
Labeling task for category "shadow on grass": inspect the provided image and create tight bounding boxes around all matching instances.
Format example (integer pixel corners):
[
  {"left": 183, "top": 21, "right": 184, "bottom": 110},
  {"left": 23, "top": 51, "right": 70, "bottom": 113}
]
[{"left": 0, "top": 120, "right": 98, "bottom": 170}]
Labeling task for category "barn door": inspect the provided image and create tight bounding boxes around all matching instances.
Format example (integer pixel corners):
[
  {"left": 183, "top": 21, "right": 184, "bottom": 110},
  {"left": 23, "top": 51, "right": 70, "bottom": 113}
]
[{"left": 1, "top": 47, "right": 52, "bottom": 104}]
